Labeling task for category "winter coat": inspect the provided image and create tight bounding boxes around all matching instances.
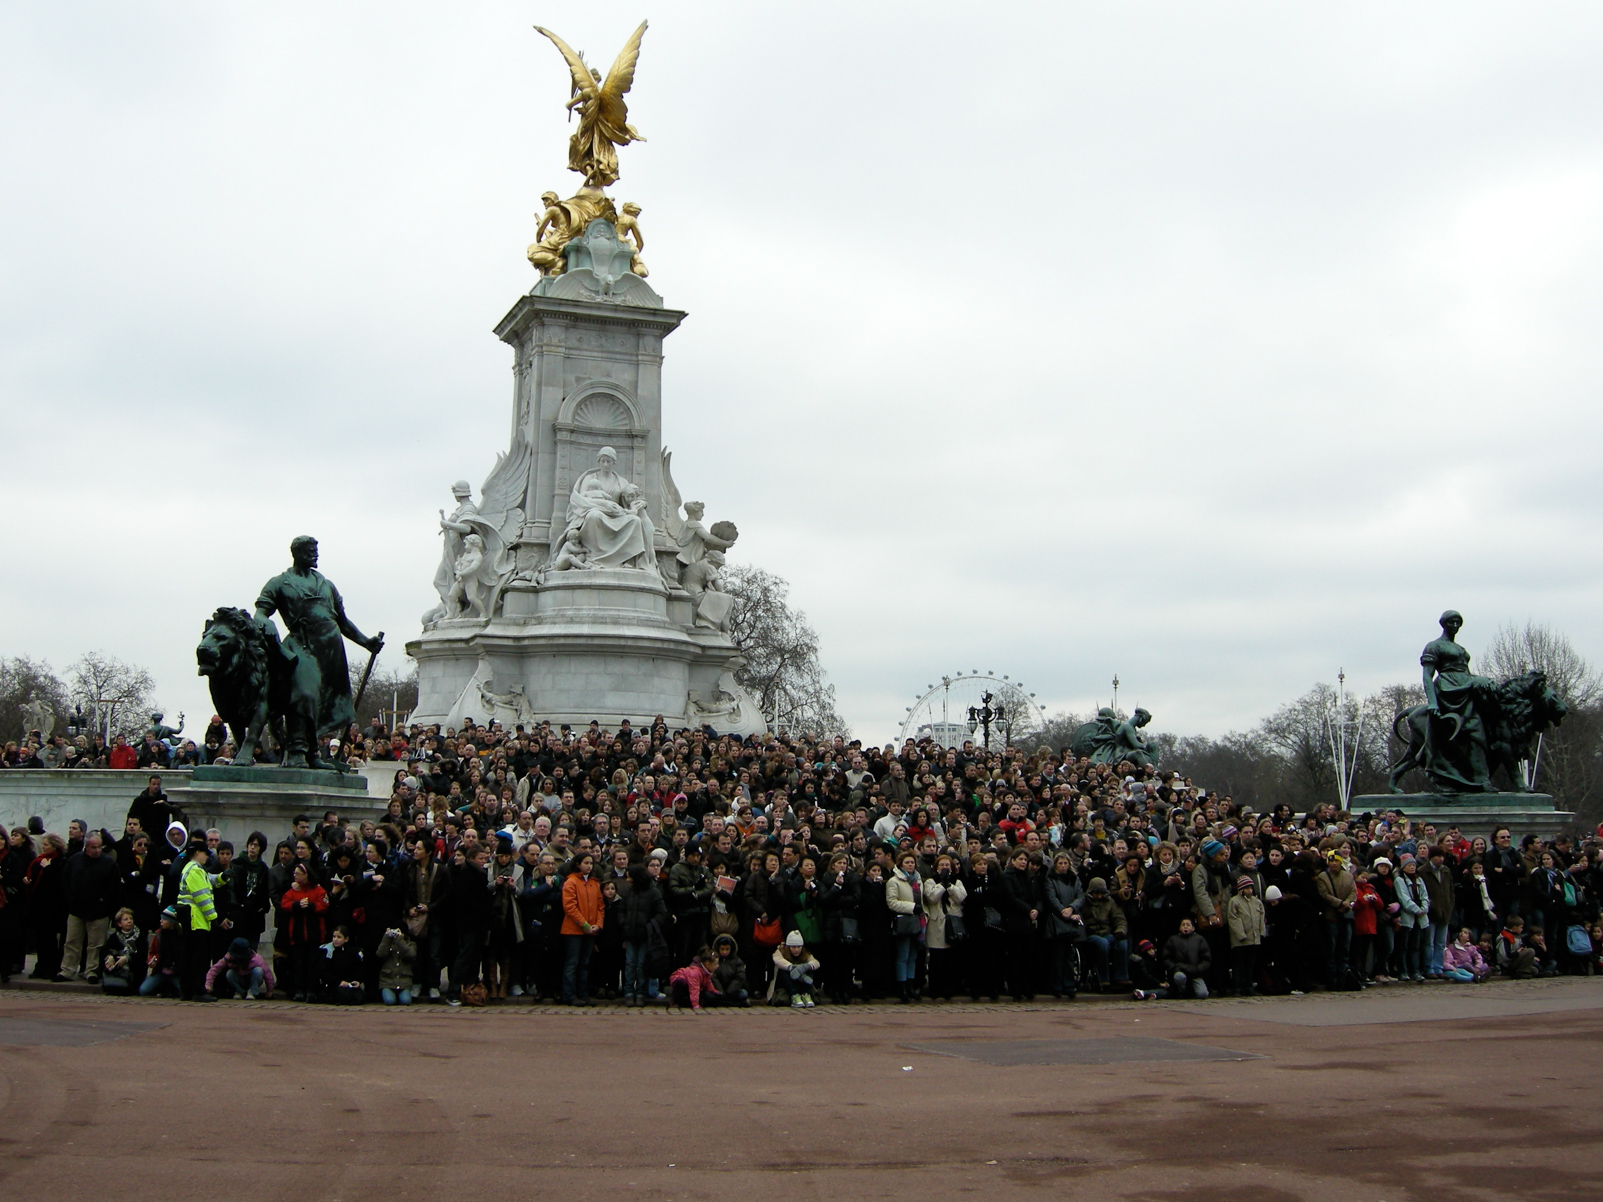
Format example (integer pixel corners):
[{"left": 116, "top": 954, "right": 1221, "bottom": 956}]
[
  {"left": 206, "top": 949, "right": 274, "bottom": 995},
  {"left": 997, "top": 867, "right": 1037, "bottom": 937},
  {"left": 1443, "top": 940, "right": 1487, "bottom": 977},
  {"left": 561, "top": 871, "right": 604, "bottom": 936},
  {"left": 1042, "top": 872, "right": 1086, "bottom": 939},
  {"left": 375, "top": 930, "right": 417, "bottom": 990},
  {"left": 921, "top": 876, "right": 967, "bottom": 951},
  {"left": 712, "top": 950, "right": 747, "bottom": 996},
  {"left": 1315, "top": 867, "right": 1357, "bottom": 921},
  {"left": 64, "top": 851, "right": 120, "bottom": 921},
  {"left": 816, "top": 869, "right": 861, "bottom": 942},
  {"left": 1163, "top": 930, "right": 1211, "bottom": 978},
  {"left": 1395, "top": 871, "right": 1430, "bottom": 930},
  {"left": 668, "top": 960, "right": 717, "bottom": 1008},
  {"left": 618, "top": 881, "right": 666, "bottom": 943},
  {"left": 1081, "top": 892, "right": 1127, "bottom": 939},
  {"left": 1353, "top": 881, "right": 1384, "bottom": 937},
  {"left": 278, "top": 884, "right": 329, "bottom": 946},
  {"left": 1226, "top": 893, "right": 1265, "bottom": 947}
]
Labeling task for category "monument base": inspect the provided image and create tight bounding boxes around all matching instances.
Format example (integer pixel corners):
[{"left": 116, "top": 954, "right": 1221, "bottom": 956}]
[
  {"left": 170, "top": 766, "right": 381, "bottom": 850},
  {"left": 1350, "top": 793, "right": 1575, "bottom": 841}
]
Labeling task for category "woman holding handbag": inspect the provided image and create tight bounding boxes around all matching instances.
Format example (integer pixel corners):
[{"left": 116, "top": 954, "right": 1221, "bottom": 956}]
[
  {"left": 922, "top": 853, "right": 968, "bottom": 1001},
  {"left": 885, "top": 850, "right": 925, "bottom": 1002}
]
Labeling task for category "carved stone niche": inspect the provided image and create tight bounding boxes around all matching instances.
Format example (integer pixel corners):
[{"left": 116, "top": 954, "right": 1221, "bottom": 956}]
[{"left": 551, "top": 384, "right": 650, "bottom": 537}]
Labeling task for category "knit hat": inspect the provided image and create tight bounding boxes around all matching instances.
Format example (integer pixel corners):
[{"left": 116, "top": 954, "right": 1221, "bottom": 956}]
[
  {"left": 1397, "top": 852, "right": 1416, "bottom": 866},
  {"left": 1371, "top": 857, "right": 1392, "bottom": 870},
  {"left": 1264, "top": 885, "right": 1283, "bottom": 902},
  {"left": 1235, "top": 876, "right": 1255, "bottom": 893},
  {"left": 1087, "top": 876, "right": 1108, "bottom": 894},
  {"left": 227, "top": 937, "right": 253, "bottom": 961},
  {"left": 1200, "top": 838, "right": 1225, "bottom": 859},
  {"left": 784, "top": 930, "right": 805, "bottom": 949},
  {"left": 160, "top": 906, "right": 179, "bottom": 923},
  {"left": 1137, "top": 939, "right": 1156, "bottom": 954},
  {"left": 1221, "top": 826, "right": 1239, "bottom": 840}
]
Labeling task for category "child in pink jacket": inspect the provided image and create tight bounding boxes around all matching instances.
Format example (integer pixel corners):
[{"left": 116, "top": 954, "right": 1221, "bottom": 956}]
[{"left": 1442, "top": 928, "right": 1490, "bottom": 982}]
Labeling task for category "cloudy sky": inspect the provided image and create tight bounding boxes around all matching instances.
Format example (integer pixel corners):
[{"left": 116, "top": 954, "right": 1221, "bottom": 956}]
[{"left": 3, "top": 3, "right": 1601, "bottom": 744}]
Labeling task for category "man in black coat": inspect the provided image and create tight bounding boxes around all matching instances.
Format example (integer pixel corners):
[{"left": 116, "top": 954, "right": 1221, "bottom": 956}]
[
  {"left": 59, "top": 833, "right": 120, "bottom": 982},
  {"left": 447, "top": 845, "right": 493, "bottom": 1003}
]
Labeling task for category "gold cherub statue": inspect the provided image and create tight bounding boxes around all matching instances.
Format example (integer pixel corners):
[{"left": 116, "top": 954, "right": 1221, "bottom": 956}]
[{"left": 534, "top": 21, "right": 648, "bottom": 190}]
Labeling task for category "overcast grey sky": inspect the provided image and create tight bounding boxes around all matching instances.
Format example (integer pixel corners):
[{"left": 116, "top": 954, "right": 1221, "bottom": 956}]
[{"left": 3, "top": 3, "right": 1601, "bottom": 744}]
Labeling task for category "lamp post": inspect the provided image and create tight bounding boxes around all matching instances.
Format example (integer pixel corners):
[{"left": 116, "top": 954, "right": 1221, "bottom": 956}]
[{"left": 967, "top": 691, "right": 1000, "bottom": 752}]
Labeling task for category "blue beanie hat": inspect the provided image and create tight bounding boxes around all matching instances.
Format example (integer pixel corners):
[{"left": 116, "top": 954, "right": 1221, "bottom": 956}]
[{"left": 1201, "top": 838, "right": 1225, "bottom": 859}]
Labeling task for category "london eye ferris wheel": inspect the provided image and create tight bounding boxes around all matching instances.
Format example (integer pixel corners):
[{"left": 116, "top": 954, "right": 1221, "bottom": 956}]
[{"left": 898, "top": 672, "right": 1048, "bottom": 749}]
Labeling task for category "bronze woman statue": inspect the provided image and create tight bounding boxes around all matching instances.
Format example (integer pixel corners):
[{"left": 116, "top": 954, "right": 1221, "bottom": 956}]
[{"left": 1418, "top": 610, "right": 1496, "bottom": 792}]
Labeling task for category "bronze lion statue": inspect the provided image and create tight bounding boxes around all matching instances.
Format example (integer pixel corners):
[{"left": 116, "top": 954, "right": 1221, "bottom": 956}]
[
  {"left": 195, "top": 607, "right": 310, "bottom": 767},
  {"left": 1388, "top": 669, "right": 1568, "bottom": 793}
]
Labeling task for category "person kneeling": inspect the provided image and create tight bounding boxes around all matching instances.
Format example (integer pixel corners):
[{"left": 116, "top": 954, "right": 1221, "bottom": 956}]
[
  {"left": 668, "top": 947, "right": 722, "bottom": 1012},
  {"left": 207, "top": 936, "right": 275, "bottom": 999},
  {"left": 319, "top": 925, "right": 366, "bottom": 1004},
  {"left": 376, "top": 925, "right": 417, "bottom": 1005},
  {"left": 769, "top": 930, "right": 820, "bottom": 1008}
]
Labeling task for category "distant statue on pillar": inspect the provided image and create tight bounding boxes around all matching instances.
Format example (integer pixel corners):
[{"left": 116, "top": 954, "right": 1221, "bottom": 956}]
[{"left": 1070, "top": 706, "right": 1157, "bottom": 767}]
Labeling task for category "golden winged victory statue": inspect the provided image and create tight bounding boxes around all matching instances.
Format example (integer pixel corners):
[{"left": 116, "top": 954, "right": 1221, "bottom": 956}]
[{"left": 526, "top": 20, "right": 650, "bottom": 278}]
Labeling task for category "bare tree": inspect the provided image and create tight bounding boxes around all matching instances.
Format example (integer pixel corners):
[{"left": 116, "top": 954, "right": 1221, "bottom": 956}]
[
  {"left": 68, "top": 651, "right": 157, "bottom": 742},
  {"left": 1481, "top": 621, "right": 1602, "bottom": 817},
  {"left": 0, "top": 656, "right": 73, "bottom": 741},
  {"left": 1482, "top": 621, "right": 1602, "bottom": 706},
  {"left": 722, "top": 564, "right": 847, "bottom": 738},
  {"left": 347, "top": 662, "right": 420, "bottom": 732}
]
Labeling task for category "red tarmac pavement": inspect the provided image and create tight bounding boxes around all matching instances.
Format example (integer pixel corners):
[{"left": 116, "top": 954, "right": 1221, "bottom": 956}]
[{"left": 3, "top": 978, "right": 1601, "bottom": 1202}]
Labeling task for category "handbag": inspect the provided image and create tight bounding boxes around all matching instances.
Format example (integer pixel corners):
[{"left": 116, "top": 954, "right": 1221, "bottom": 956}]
[
  {"left": 459, "top": 982, "right": 488, "bottom": 1007},
  {"left": 892, "top": 912, "right": 922, "bottom": 938},
  {"left": 983, "top": 907, "right": 1004, "bottom": 932},
  {"left": 943, "top": 913, "right": 967, "bottom": 945},
  {"left": 710, "top": 910, "right": 739, "bottom": 936},
  {"left": 406, "top": 910, "right": 429, "bottom": 939},
  {"left": 753, "top": 916, "right": 783, "bottom": 947},
  {"left": 838, "top": 916, "right": 860, "bottom": 944}
]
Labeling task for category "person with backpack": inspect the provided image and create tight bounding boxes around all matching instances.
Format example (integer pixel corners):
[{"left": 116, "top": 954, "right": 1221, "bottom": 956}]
[{"left": 1554, "top": 861, "right": 1598, "bottom": 973}]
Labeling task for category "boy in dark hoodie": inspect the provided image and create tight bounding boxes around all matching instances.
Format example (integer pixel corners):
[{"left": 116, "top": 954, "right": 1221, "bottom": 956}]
[{"left": 710, "top": 933, "right": 748, "bottom": 1006}]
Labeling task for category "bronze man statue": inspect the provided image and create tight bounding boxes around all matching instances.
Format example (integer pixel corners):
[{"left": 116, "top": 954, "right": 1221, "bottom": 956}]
[{"left": 253, "top": 536, "right": 383, "bottom": 769}]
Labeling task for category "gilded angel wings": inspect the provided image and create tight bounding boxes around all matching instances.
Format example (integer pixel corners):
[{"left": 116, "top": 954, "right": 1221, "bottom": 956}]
[{"left": 534, "top": 21, "right": 648, "bottom": 187}]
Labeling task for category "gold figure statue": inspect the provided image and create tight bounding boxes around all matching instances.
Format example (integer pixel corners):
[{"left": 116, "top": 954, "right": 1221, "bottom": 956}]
[
  {"left": 526, "top": 188, "right": 620, "bottom": 277},
  {"left": 616, "top": 201, "right": 647, "bottom": 278},
  {"left": 533, "top": 21, "right": 648, "bottom": 189}
]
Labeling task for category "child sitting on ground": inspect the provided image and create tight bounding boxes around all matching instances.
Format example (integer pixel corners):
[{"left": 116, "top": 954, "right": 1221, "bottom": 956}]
[
  {"left": 769, "top": 930, "right": 821, "bottom": 1008},
  {"left": 1495, "top": 917, "right": 1537, "bottom": 979},
  {"left": 667, "top": 946, "right": 721, "bottom": 1011},
  {"left": 206, "top": 936, "right": 275, "bottom": 999},
  {"left": 1131, "top": 939, "right": 1169, "bottom": 1000},
  {"left": 711, "top": 933, "right": 749, "bottom": 1006},
  {"left": 1442, "top": 928, "right": 1490, "bottom": 982}
]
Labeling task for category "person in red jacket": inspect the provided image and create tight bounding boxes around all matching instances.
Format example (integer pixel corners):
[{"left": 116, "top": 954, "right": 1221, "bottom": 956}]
[
  {"left": 278, "top": 862, "right": 329, "bottom": 1002},
  {"left": 108, "top": 736, "right": 138, "bottom": 771},
  {"left": 1352, "top": 872, "right": 1385, "bottom": 984}
]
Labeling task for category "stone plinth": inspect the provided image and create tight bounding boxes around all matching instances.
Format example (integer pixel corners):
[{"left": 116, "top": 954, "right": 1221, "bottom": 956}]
[
  {"left": 406, "top": 221, "right": 766, "bottom": 739},
  {"left": 168, "top": 766, "right": 381, "bottom": 850},
  {"left": 1350, "top": 793, "right": 1576, "bottom": 841}
]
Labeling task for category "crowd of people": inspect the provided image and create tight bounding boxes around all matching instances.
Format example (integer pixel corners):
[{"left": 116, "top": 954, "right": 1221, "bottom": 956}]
[{"left": 3, "top": 716, "right": 1601, "bottom": 1010}]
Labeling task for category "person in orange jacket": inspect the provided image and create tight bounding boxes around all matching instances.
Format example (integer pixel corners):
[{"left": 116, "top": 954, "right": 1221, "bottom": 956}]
[{"left": 560, "top": 852, "right": 603, "bottom": 1004}]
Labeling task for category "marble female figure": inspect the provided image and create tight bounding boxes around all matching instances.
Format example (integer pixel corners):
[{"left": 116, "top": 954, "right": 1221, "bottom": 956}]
[{"left": 559, "top": 447, "right": 657, "bottom": 571}]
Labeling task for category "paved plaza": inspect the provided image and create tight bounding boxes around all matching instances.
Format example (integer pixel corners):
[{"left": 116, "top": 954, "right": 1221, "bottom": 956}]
[{"left": 3, "top": 978, "right": 1600, "bottom": 1201}]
